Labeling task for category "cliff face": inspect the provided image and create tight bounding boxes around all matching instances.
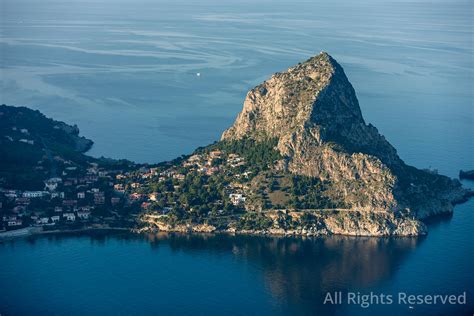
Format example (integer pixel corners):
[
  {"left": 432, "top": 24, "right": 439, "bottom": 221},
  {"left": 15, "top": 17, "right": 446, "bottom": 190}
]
[{"left": 222, "top": 53, "right": 467, "bottom": 219}]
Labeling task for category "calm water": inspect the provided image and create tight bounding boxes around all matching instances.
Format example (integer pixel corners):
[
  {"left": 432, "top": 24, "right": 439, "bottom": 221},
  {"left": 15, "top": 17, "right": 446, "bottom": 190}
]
[
  {"left": 1, "top": 0, "right": 473, "bottom": 315},
  {"left": 0, "top": 211, "right": 473, "bottom": 316}
]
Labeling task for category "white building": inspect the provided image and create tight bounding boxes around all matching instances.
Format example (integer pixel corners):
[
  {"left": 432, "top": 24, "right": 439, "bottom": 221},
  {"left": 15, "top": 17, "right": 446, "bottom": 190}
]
[
  {"left": 8, "top": 219, "right": 22, "bottom": 227},
  {"left": 44, "top": 177, "right": 62, "bottom": 191},
  {"left": 37, "top": 217, "right": 49, "bottom": 225},
  {"left": 229, "top": 193, "right": 246, "bottom": 206},
  {"left": 51, "top": 192, "right": 65, "bottom": 199},
  {"left": 19, "top": 139, "right": 34, "bottom": 145},
  {"left": 22, "top": 191, "right": 48, "bottom": 198},
  {"left": 63, "top": 213, "right": 76, "bottom": 221},
  {"left": 98, "top": 171, "right": 108, "bottom": 177},
  {"left": 44, "top": 182, "right": 58, "bottom": 191},
  {"left": 77, "top": 211, "right": 91, "bottom": 220},
  {"left": 4, "top": 191, "right": 18, "bottom": 198}
]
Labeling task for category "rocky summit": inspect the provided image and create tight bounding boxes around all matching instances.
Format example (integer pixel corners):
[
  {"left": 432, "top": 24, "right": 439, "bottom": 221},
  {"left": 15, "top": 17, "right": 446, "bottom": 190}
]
[{"left": 222, "top": 52, "right": 469, "bottom": 220}]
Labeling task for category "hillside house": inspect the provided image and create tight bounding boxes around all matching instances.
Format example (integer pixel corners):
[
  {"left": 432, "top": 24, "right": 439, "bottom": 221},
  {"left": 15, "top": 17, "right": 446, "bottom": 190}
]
[{"left": 63, "top": 213, "right": 76, "bottom": 221}]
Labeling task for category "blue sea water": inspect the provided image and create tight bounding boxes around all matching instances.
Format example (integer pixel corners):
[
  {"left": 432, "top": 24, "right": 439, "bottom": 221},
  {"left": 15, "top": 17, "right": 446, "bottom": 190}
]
[{"left": 0, "top": 0, "right": 473, "bottom": 315}]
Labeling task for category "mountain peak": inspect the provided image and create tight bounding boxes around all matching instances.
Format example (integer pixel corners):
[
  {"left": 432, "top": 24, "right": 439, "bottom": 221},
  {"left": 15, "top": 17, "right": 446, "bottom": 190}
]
[
  {"left": 222, "top": 52, "right": 367, "bottom": 152},
  {"left": 301, "top": 51, "right": 336, "bottom": 67},
  {"left": 220, "top": 53, "right": 466, "bottom": 217}
]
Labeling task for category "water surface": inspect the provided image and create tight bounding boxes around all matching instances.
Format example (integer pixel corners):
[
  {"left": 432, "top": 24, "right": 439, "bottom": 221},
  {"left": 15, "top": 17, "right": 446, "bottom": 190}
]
[
  {"left": 1, "top": 208, "right": 473, "bottom": 316},
  {"left": 1, "top": 0, "right": 473, "bottom": 315},
  {"left": 1, "top": 0, "right": 472, "bottom": 170}
]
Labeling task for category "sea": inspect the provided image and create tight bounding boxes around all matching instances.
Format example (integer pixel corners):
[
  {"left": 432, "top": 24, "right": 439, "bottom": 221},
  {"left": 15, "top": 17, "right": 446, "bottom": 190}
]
[{"left": 0, "top": 0, "right": 473, "bottom": 315}]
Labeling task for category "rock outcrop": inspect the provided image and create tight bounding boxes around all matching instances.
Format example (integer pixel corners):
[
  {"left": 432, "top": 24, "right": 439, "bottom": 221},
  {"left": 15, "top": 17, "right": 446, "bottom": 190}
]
[
  {"left": 222, "top": 52, "right": 469, "bottom": 220},
  {"left": 139, "top": 210, "right": 426, "bottom": 237}
]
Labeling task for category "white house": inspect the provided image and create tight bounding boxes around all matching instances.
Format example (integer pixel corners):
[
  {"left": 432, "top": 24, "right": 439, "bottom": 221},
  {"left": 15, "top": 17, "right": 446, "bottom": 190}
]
[
  {"left": 8, "top": 219, "right": 22, "bottom": 227},
  {"left": 229, "top": 193, "right": 246, "bottom": 206},
  {"left": 51, "top": 192, "right": 65, "bottom": 199},
  {"left": 63, "top": 213, "right": 76, "bottom": 221},
  {"left": 3, "top": 215, "right": 17, "bottom": 222},
  {"left": 44, "top": 181, "right": 58, "bottom": 191},
  {"left": 44, "top": 177, "right": 62, "bottom": 191},
  {"left": 4, "top": 191, "right": 18, "bottom": 198},
  {"left": 19, "top": 139, "right": 34, "bottom": 145},
  {"left": 77, "top": 211, "right": 91, "bottom": 220},
  {"left": 37, "top": 217, "right": 49, "bottom": 225},
  {"left": 22, "top": 191, "right": 48, "bottom": 198}
]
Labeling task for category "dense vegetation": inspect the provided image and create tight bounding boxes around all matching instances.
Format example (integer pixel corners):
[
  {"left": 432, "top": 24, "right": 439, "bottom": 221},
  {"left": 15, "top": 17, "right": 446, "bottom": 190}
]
[
  {"left": 201, "top": 137, "right": 282, "bottom": 171},
  {"left": 0, "top": 105, "right": 90, "bottom": 189},
  {"left": 146, "top": 171, "right": 239, "bottom": 221},
  {"left": 142, "top": 136, "right": 349, "bottom": 231},
  {"left": 289, "top": 175, "right": 345, "bottom": 209},
  {"left": 0, "top": 105, "right": 135, "bottom": 190},
  {"left": 0, "top": 140, "right": 46, "bottom": 189}
]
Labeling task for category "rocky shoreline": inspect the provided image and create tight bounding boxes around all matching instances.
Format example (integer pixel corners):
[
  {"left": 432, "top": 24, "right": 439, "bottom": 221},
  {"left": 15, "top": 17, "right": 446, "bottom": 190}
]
[{"left": 137, "top": 209, "right": 427, "bottom": 237}]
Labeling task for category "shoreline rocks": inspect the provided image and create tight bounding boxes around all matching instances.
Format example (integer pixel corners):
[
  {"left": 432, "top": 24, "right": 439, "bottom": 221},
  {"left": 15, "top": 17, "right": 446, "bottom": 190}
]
[{"left": 138, "top": 210, "right": 427, "bottom": 237}]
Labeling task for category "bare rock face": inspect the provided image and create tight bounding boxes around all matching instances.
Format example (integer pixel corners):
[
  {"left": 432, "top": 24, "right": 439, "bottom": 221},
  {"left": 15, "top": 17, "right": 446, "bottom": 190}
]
[{"left": 222, "top": 52, "right": 468, "bottom": 219}]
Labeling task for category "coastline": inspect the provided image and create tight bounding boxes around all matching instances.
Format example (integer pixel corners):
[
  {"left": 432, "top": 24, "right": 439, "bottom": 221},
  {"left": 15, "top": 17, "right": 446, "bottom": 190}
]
[
  {"left": 3, "top": 197, "right": 464, "bottom": 241},
  {"left": 4, "top": 199, "right": 472, "bottom": 242},
  {"left": 137, "top": 208, "right": 429, "bottom": 237},
  {"left": 0, "top": 226, "right": 131, "bottom": 242},
  {"left": 1, "top": 220, "right": 425, "bottom": 242}
]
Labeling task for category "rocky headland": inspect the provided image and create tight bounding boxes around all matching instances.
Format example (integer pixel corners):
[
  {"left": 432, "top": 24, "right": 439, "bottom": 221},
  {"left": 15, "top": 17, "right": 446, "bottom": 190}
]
[{"left": 139, "top": 52, "right": 471, "bottom": 237}]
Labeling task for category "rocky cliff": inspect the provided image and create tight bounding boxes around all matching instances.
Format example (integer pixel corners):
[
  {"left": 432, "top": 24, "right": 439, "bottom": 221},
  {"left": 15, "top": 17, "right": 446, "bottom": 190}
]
[{"left": 222, "top": 52, "right": 469, "bottom": 219}]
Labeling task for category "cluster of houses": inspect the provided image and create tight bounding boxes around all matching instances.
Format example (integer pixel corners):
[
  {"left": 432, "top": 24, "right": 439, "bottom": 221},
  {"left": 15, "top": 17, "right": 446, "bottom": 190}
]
[
  {"left": 1, "top": 148, "right": 254, "bottom": 232},
  {"left": 0, "top": 161, "right": 129, "bottom": 231},
  {"left": 114, "top": 150, "right": 250, "bottom": 216},
  {"left": 182, "top": 151, "right": 246, "bottom": 175},
  {"left": 0, "top": 186, "right": 94, "bottom": 231}
]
